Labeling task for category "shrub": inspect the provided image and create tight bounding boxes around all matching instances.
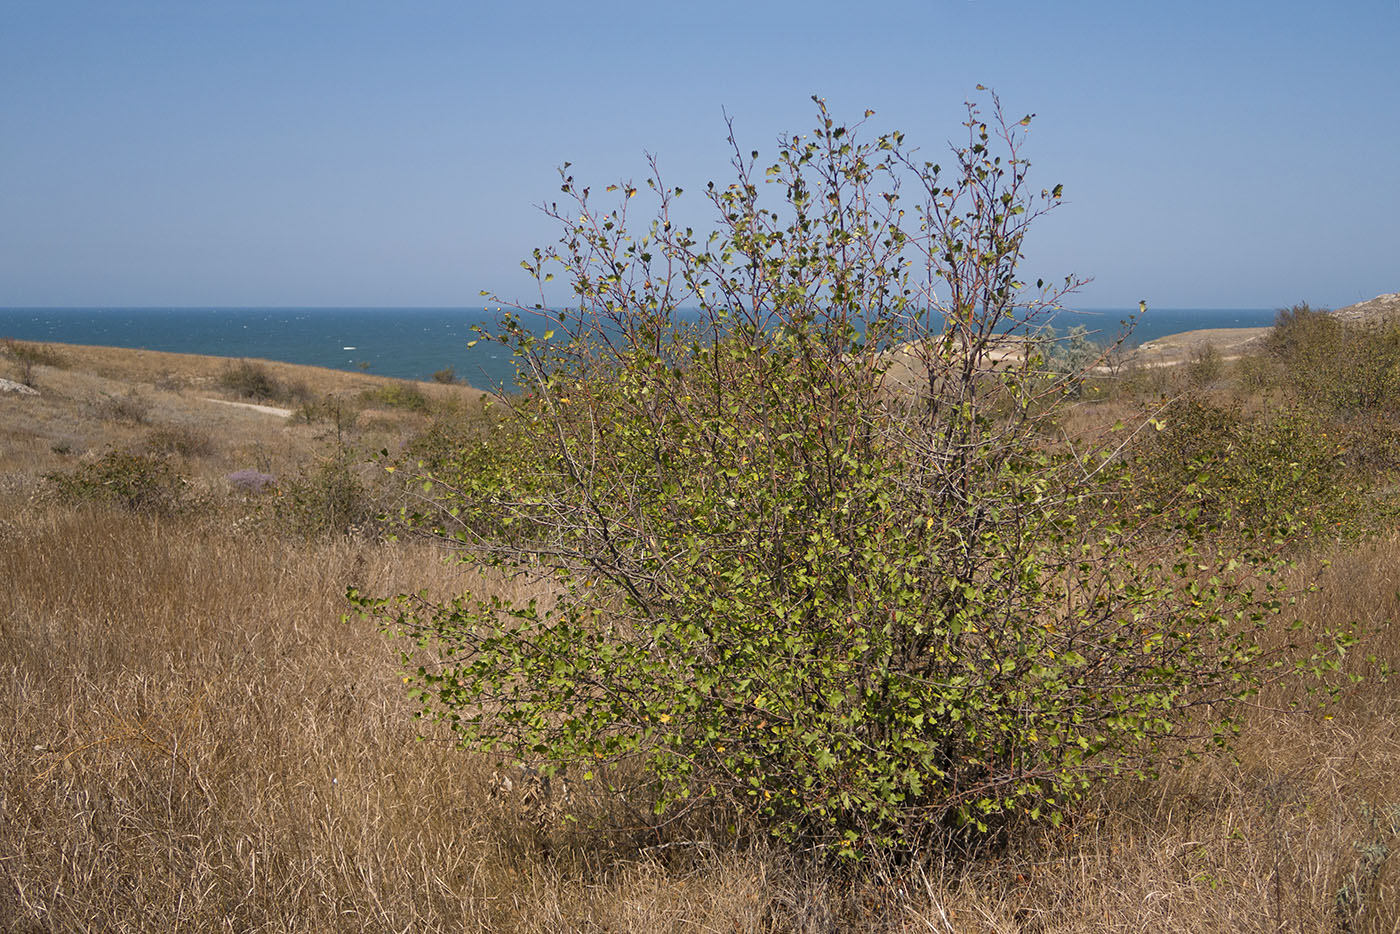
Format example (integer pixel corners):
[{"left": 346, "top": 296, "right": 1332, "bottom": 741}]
[
  {"left": 276, "top": 447, "right": 371, "bottom": 537},
  {"left": 1186, "top": 343, "right": 1223, "bottom": 387},
  {"left": 359, "top": 381, "right": 431, "bottom": 413},
  {"left": 362, "top": 95, "right": 1349, "bottom": 858},
  {"left": 93, "top": 390, "right": 151, "bottom": 425},
  {"left": 291, "top": 395, "right": 358, "bottom": 435},
  {"left": 1131, "top": 398, "right": 1385, "bottom": 544},
  {"left": 48, "top": 450, "right": 185, "bottom": 513},
  {"left": 1, "top": 338, "right": 68, "bottom": 370},
  {"left": 218, "top": 359, "right": 314, "bottom": 405},
  {"left": 1035, "top": 324, "right": 1101, "bottom": 376},
  {"left": 145, "top": 425, "right": 216, "bottom": 458},
  {"left": 1265, "top": 302, "right": 1338, "bottom": 360},
  {"left": 432, "top": 366, "right": 459, "bottom": 384},
  {"left": 1267, "top": 304, "right": 1400, "bottom": 415}
]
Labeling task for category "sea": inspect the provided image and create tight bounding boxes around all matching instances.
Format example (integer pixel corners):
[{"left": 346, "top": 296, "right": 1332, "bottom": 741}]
[{"left": 0, "top": 306, "right": 1278, "bottom": 391}]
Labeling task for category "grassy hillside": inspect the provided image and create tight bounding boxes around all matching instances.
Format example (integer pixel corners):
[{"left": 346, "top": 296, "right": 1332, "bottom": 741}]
[{"left": 2, "top": 333, "right": 1398, "bottom": 932}]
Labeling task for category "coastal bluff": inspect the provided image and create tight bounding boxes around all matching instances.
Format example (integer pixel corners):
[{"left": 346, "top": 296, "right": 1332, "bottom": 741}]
[{"left": 1331, "top": 292, "right": 1400, "bottom": 324}]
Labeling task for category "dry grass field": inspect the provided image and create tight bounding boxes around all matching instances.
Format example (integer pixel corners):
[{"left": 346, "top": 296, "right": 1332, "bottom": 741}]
[{"left": 2, "top": 338, "right": 1398, "bottom": 932}]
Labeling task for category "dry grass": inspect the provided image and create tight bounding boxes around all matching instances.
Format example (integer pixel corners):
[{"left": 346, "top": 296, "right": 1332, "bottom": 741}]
[
  {"left": 1, "top": 342, "right": 1399, "bottom": 931},
  {"left": 0, "top": 340, "right": 482, "bottom": 484},
  {"left": 1, "top": 506, "right": 1396, "bottom": 931}
]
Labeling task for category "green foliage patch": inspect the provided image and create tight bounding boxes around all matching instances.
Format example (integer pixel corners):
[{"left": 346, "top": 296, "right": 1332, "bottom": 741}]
[
  {"left": 1131, "top": 398, "right": 1389, "bottom": 545},
  {"left": 1267, "top": 304, "right": 1400, "bottom": 415},
  {"left": 359, "top": 381, "right": 432, "bottom": 413}
]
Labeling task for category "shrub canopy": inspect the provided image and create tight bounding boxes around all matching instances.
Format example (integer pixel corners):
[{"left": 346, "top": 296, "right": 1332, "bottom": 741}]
[{"left": 363, "top": 95, "right": 1345, "bottom": 857}]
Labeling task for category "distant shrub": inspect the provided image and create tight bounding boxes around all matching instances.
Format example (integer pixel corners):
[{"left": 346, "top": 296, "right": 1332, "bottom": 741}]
[
  {"left": 48, "top": 450, "right": 186, "bottom": 514},
  {"left": 290, "top": 395, "right": 360, "bottom": 437},
  {"left": 145, "top": 425, "right": 216, "bottom": 458},
  {"left": 1035, "top": 324, "right": 1100, "bottom": 376},
  {"left": 1, "top": 338, "right": 68, "bottom": 370},
  {"left": 276, "top": 447, "right": 372, "bottom": 537},
  {"left": 1265, "top": 302, "right": 1338, "bottom": 359},
  {"left": 432, "top": 366, "right": 459, "bottom": 385},
  {"left": 1133, "top": 398, "right": 1383, "bottom": 543},
  {"left": 1186, "top": 344, "right": 1223, "bottom": 388},
  {"left": 219, "top": 359, "right": 280, "bottom": 400},
  {"left": 227, "top": 468, "right": 277, "bottom": 494},
  {"left": 94, "top": 390, "right": 151, "bottom": 425},
  {"left": 281, "top": 379, "right": 313, "bottom": 405},
  {"left": 216, "top": 359, "right": 314, "bottom": 406},
  {"left": 153, "top": 371, "right": 187, "bottom": 392},
  {"left": 1266, "top": 303, "right": 1400, "bottom": 415},
  {"left": 359, "top": 381, "right": 431, "bottom": 413}
]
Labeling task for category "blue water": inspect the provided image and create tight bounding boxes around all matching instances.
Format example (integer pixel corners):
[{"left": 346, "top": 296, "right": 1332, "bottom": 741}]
[{"left": 0, "top": 306, "right": 1278, "bottom": 390}]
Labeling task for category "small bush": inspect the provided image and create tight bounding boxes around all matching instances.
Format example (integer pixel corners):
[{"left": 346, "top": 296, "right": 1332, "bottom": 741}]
[
  {"left": 432, "top": 366, "right": 459, "bottom": 384},
  {"left": 364, "top": 96, "right": 1349, "bottom": 860},
  {"left": 94, "top": 390, "right": 151, "bottom": 425},
  {"left": 152, "top": 371, "right": 187, "bottom": 392},
  {"left": 1186, "top": 344, "right": 1224, "bottom": 388},
  {"left": 1, "top": 338, "right": 68, "bottom": 369},
  {"left": 1132, "top": 398, "right": 1386, "bottom": 543},
  {"left": 1265, "top": 302, "right": 1338, "bottom": 360},
  {"left": 1035, "top": 324, "right": 1100, "bottom": 376},
  {"left": 291, "top": 396, "right": 360, "bottom": 438},
  {"left": 48, "top": 451, "right": 186, "bottom": 513},
  {"left": 219, "top": 360, "right": 286, "bottom": 402},
  {"left": 276, "top": 447, "right": 372, "bottom": 537},
  {"left": 359, "top": 381, "right": 431, "bottom": 413},
  {"left": 144, "top": 425, "right": 216, "bottom": 458},
  {"left": 219, "top": 359, "right": 280, "bottom": 400}
]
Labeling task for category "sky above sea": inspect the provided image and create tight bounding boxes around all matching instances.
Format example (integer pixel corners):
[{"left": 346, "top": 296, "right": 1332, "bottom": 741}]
[{"left": 0, "top": 2, "right": 1396, "bottom": 312}]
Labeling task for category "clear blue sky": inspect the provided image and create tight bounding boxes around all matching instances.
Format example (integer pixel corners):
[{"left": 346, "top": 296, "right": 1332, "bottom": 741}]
[{"left": 2, "top": 0, "right": 1396, "bottom": 309}]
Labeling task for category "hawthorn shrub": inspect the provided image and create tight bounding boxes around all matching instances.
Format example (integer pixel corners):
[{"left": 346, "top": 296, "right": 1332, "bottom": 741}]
[
  {"left": 48, "top": 450, "right": 186, "bottom": 514},
  {"left": 1130, "top": 397, "right": 1388, "bottom": 545},
  {"left": 359, "top": 380, "right": 432, "bottom": 413},
  {"left": 1267, "top": 303, "right": 1400, "bottom": 415},
  {"left": 276, "top": 445, "right": 373, "bottom": 537},
  {"left": 218, "top": 359, "right": 311, "bottom": 405},
  {"left": 361, "top": 95, "right": 1348, "bottom": 858}
]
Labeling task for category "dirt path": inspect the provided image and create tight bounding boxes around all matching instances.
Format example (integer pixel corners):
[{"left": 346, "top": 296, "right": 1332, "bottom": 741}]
[{"left": 201, "top": 397, "right": 294, "bottom": 417}]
